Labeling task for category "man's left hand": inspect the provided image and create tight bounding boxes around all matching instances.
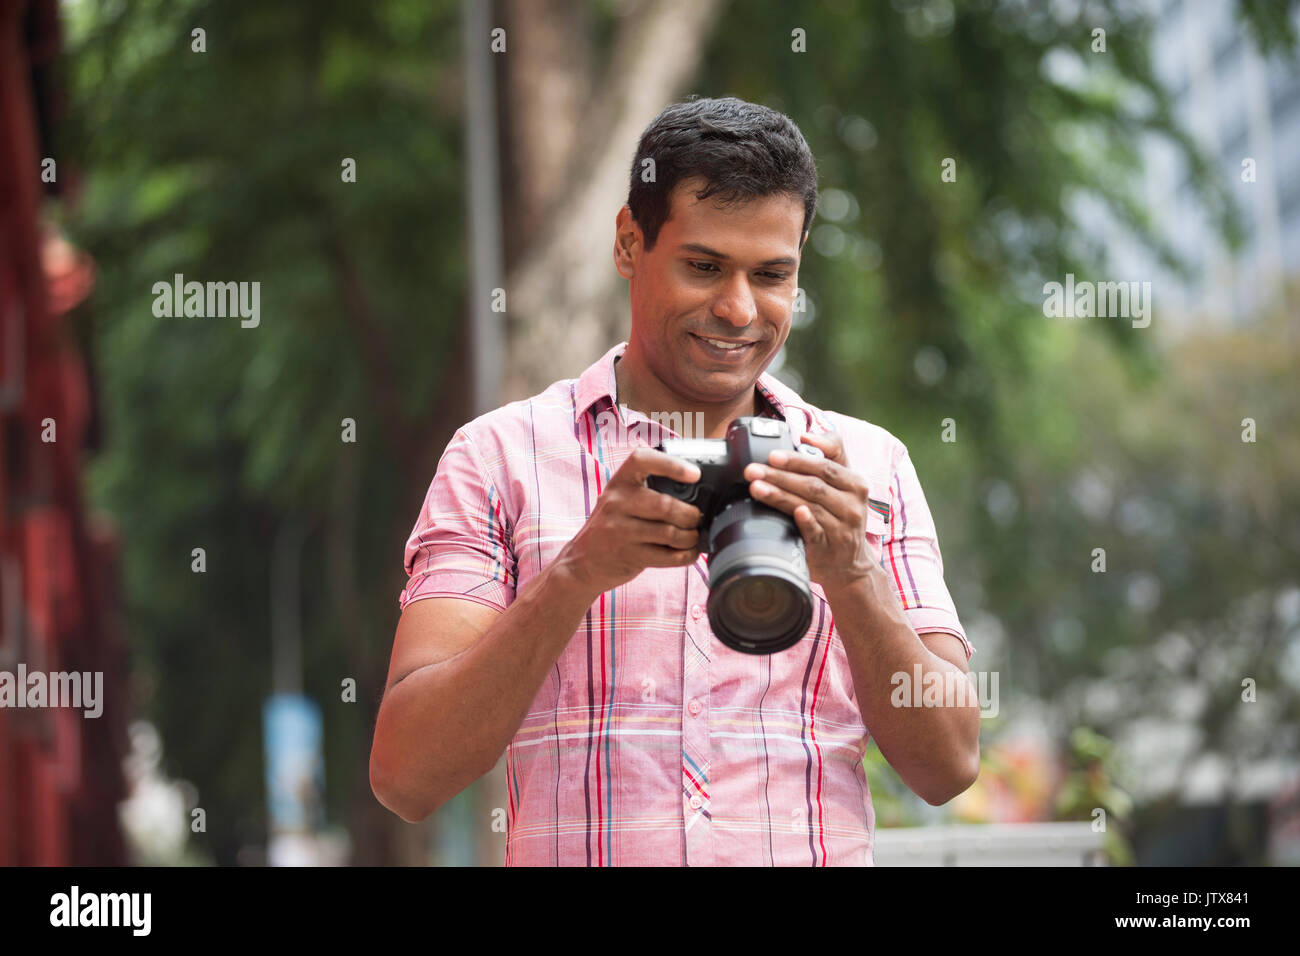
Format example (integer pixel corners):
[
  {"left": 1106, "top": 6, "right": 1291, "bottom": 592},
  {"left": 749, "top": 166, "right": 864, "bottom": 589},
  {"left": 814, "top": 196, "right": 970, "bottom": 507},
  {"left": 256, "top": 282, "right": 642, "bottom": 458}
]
[{"left": 742, "top": 430, "right": 876, "bottom": 595}]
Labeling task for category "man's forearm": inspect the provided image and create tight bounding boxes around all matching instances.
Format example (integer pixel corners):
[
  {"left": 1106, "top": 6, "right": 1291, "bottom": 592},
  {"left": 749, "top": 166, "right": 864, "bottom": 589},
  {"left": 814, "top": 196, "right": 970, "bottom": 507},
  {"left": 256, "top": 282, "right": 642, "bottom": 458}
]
[
  {"left": 825, "top": 566, "right": 980, "bottom": 806},
  {"left": 371, "top": 559, "right": 598, "bottom": 822}
]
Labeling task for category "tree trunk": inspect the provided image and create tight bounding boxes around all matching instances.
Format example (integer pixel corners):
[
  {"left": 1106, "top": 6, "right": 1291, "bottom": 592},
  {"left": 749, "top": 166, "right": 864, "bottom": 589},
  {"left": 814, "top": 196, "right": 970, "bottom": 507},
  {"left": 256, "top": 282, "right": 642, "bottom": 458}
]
[
  {"left": 466, "top": 0, "right": 727, "bottom": 866},
  {"left": 500, "top": 0, "right": 727, "bottom": 402}
]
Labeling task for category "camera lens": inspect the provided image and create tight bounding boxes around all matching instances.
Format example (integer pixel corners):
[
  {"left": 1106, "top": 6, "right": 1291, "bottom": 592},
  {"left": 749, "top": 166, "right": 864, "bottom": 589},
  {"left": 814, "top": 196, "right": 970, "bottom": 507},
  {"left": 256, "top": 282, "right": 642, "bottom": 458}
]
[
  {"left": 736, "top": 578, "right": 777, "bottom": 615},
  {"left": 705, "top": 499, "right": 813, "bottom": 654}
]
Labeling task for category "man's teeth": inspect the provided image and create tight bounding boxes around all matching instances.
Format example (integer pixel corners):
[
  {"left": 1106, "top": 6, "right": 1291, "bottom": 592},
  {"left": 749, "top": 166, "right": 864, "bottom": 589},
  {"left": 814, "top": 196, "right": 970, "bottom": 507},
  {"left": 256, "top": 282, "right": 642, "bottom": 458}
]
[{"left": 700, "top": 336, "right": 746, "bottom": 350}]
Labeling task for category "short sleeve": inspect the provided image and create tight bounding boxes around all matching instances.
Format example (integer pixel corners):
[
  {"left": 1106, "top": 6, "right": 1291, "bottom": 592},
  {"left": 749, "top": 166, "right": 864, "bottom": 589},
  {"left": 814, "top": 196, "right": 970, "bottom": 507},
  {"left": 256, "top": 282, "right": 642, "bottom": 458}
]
[
  {"left": 881, "top": 441, "right": 973, "bottom": 661},
  {"left": 398, "top": 428, "right": 517, "bottom": 614}
]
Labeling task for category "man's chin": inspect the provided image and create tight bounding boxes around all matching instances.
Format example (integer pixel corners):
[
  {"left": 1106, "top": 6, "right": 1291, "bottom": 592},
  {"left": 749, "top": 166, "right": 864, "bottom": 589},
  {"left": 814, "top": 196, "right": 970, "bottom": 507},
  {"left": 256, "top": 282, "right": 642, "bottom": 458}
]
[{"left": 678, "top": 364, "right": 761, "bottom": 400}]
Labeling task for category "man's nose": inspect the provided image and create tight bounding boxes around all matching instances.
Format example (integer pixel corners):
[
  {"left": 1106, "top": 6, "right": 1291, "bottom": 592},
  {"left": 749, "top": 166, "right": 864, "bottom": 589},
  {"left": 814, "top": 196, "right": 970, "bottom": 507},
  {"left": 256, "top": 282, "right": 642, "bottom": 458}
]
[{"left": 710, "top": 273, "right": 758, "bottom": 329}]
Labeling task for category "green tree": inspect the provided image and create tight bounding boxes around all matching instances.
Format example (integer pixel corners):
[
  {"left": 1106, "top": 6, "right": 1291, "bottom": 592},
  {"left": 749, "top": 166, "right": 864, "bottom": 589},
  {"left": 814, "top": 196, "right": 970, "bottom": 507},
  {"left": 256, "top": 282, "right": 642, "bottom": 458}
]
[{"left": 60, "top": 0, "right": 1298, "bottom": 864}]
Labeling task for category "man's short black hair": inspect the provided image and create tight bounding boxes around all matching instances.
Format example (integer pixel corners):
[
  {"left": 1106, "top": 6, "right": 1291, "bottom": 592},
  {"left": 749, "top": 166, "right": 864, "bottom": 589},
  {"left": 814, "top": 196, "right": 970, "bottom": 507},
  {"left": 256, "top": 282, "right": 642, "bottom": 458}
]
[{"left": 627, "top": 95, "right": 819, "bottom": 252}]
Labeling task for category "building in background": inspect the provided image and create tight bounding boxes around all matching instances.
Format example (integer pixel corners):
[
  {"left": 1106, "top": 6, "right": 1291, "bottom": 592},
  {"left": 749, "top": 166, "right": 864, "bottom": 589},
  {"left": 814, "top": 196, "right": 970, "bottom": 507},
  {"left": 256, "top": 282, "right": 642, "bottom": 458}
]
[
  {"left": 1107, "top": 0, "right": 1300, "bottom": 325},
  {"left": 1083, "top": 0, "right": 1300, "bottom": 864},
  {"left": 0, "top": 0, "right": 129, "bottom": 865}
]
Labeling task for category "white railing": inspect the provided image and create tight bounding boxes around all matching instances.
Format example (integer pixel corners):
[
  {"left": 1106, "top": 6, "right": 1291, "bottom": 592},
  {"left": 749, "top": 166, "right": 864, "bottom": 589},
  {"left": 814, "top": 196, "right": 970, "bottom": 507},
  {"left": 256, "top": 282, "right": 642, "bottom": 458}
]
[{"left": 873, "top": 822, "right": 1107, "bottom": 866}]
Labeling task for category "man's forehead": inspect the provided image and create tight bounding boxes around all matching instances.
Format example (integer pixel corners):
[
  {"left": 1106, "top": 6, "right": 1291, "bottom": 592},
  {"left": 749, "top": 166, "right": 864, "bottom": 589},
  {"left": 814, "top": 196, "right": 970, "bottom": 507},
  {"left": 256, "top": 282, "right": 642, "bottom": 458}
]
[{"left": 663, "top": 181, "right": 803, "bottom": 253}]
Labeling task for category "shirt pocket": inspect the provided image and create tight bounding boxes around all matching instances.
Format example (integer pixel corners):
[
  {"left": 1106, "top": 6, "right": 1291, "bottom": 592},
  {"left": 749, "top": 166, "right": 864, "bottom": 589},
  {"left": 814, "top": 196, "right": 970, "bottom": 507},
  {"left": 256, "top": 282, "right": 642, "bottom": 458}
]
[{"left": 863, "top": 472, "right": 892, "bottom": 559}]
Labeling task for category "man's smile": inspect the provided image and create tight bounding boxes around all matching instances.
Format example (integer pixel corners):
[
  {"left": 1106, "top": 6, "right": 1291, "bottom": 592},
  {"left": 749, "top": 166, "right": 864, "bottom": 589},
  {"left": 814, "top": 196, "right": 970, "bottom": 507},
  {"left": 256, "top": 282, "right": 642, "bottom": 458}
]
[{"left": 689, "top": 331, "right": 760, "bottom": 362}]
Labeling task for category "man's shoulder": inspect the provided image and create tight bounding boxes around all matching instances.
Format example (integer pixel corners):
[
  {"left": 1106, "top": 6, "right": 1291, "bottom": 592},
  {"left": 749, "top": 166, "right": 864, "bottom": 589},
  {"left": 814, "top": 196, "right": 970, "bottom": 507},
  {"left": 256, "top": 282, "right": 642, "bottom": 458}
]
[
  {"left": 765, "top": 376, "right": 905, "bottom": 467},
  {"left": 818, "top": 406, "right": 902, "bottom": 452},
  {"left": 454, "top": 375, "right": 582, "bottom": 454}
]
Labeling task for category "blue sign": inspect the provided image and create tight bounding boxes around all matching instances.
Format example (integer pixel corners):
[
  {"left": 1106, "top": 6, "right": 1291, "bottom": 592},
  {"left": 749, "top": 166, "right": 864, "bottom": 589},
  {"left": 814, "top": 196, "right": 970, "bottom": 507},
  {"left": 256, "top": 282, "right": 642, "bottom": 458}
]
[{"left": 262, "top": 694, "right": 324, "bottom": 832}]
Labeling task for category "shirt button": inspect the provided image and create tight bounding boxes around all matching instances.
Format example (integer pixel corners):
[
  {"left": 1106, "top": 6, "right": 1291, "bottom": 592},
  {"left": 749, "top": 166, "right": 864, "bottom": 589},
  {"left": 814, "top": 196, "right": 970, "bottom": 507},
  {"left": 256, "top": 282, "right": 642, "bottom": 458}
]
[
  {"left": 689, "top": 795, "right": 703, "bottom": 810},
  {"left": 690, "top": 604, "right": 703, "bottom": 620},
  {"left": 687, "top": 699, "right": 702, "bottom": 717}
]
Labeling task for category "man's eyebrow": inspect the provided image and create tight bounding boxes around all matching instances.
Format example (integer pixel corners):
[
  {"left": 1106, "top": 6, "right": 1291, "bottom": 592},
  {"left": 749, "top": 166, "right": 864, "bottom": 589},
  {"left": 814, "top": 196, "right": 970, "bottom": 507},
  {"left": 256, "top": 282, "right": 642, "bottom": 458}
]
[{"left": 677, "top": 243, "right": 797, "bottom": 267}]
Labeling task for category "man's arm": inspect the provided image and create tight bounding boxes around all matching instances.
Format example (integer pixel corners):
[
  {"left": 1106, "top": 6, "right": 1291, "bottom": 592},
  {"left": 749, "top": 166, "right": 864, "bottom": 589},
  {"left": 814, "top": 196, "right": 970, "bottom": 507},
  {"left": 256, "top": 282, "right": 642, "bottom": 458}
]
[
  {"left": 741, "top": 432, "right": 979, "bottom": 806},
  {"left": 821, "top": 573, "right": 980, "bottom": 806},
  {"left": 370, "top": 447, "right": 704, "bottom": 824},
  {"left": 370, "top": 562, "right": 600, "bottom": 824}
]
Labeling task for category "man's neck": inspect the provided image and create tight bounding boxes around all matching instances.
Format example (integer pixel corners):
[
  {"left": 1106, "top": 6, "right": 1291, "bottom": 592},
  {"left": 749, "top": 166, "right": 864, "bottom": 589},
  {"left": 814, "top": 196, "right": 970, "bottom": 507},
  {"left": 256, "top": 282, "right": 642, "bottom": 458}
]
[{"left": 614, "top": 348, "right": 759, "bottom": 440}]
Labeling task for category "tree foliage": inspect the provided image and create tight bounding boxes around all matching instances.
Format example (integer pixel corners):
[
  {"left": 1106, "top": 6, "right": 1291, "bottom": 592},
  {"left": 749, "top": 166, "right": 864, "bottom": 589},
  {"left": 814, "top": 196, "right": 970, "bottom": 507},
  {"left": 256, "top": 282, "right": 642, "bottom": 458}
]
[{"left": 58, "top": 0, "right": 1298, "bottom": 862}]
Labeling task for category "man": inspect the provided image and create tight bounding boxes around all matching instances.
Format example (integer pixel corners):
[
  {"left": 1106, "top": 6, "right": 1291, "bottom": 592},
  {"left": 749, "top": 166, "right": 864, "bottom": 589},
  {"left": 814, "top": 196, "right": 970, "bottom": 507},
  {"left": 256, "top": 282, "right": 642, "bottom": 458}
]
[{"left": 370, "top": 96, "right": 979, "bottom": 866}]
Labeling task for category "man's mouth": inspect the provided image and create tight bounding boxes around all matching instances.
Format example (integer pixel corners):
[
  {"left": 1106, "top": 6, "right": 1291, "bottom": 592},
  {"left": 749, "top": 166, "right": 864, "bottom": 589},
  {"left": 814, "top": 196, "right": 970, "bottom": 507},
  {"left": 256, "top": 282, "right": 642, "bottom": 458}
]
[{"left": 690, "top": 332, "right": 758, "bottom": 357}]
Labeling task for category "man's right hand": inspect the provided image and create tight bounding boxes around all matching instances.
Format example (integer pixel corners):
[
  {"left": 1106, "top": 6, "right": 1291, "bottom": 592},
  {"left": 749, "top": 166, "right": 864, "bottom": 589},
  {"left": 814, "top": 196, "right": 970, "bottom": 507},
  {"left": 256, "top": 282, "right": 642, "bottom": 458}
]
[{"left": 556, "top": 447, "right": 704, "bottom": 597}]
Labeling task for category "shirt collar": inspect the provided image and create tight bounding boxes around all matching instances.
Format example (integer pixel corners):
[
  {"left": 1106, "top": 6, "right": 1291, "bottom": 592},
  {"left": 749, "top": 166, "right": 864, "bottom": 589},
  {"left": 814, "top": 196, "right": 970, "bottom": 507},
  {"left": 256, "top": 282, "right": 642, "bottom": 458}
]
[{"left": 573, "top": 340, "right": 804, "bottom": 428}]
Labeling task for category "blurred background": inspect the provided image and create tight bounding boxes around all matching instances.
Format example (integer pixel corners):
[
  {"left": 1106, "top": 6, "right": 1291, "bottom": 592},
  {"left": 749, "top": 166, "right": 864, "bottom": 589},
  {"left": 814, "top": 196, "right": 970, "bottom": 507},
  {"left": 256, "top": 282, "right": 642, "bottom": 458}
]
[{"left": 2, "top": 0, "right": 1297, "bottom": 866}]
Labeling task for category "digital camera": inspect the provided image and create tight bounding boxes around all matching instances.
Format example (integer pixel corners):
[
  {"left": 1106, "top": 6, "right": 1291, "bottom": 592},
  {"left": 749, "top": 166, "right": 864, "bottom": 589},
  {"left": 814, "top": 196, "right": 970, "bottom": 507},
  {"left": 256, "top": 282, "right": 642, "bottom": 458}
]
[{"left": 649, "top": 417, "right": 824, "bottom": 655}]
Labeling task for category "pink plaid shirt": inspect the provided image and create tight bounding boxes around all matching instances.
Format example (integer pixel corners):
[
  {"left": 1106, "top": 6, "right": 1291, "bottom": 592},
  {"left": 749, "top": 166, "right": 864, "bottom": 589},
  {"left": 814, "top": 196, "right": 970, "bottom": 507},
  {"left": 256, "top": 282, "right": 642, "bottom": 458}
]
[{"left": 399, "top": 341, "right": 971, "bottom": 866}]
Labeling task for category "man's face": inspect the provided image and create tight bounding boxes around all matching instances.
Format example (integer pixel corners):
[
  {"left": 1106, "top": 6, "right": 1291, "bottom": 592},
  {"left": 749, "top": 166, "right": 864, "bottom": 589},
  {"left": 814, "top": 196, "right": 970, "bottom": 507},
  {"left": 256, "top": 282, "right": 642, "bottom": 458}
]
[{"left": 615, "top": 177, "right": 805, "bottom": 405}]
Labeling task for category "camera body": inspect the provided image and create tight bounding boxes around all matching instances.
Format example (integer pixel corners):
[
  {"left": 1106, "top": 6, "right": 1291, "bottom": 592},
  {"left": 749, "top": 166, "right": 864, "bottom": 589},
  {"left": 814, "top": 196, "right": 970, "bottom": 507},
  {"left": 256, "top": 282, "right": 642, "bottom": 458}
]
[{"left": 650, "top": 417, "right": 824, "bottom": 655}]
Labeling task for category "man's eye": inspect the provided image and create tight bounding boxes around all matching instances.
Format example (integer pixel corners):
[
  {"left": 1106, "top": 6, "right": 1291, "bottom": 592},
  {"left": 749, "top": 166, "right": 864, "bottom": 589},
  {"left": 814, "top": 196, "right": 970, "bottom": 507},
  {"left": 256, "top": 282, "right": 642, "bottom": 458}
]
[{"left": 690, "top": 262, "right": 788, "bottom": 281}]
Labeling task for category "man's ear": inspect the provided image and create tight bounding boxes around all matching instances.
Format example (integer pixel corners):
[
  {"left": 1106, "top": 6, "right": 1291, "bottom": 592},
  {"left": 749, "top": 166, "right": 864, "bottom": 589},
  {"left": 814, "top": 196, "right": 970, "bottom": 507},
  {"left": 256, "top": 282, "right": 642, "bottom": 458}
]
[{"left": 613, "top": 205, "right": 639, "bottom": 280}]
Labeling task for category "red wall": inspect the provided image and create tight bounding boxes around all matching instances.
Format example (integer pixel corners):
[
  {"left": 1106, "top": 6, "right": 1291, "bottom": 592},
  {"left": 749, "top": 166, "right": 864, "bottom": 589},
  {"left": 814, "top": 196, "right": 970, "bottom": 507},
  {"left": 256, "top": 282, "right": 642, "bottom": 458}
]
[{"left": 0, "top": 0, "right": 128, "bottom": 866}]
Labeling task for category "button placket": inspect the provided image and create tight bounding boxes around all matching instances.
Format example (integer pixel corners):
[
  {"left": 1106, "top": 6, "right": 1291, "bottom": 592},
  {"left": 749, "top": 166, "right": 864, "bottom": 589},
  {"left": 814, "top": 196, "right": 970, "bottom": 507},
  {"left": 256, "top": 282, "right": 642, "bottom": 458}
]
[{"left": 681, "top": 567, "right": 714, "bottom": 865}]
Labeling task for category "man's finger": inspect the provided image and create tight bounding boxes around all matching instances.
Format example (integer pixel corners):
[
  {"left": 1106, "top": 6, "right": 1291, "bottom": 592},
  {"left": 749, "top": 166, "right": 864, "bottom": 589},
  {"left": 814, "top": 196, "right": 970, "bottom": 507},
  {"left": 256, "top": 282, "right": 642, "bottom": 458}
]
[
  {"left": 626, "top": 516, "right": 701, "bottom": 550},
  {"left": 791, "top": 503, "right": 827, "bottom": 547},
  {"left": 749, "top": 467, "right": 860, "bottom": 524},
  {"left": 749, "top": 478, "right": 839, "bottom": 529},
  {"left": 759, "top": 450, "right": 860, "bottom": 495},
  {"left": 630, "top": 486, "right": 702, "bottom": 529},
  {"left": 798, "top": 430, "right": 848, "bottom": 466},
  {"left": 618, "top": 447, "right": 702, "bottom": 486},
  {"left": 637, "top": 543, "right": 702, "bottom": 568}
]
